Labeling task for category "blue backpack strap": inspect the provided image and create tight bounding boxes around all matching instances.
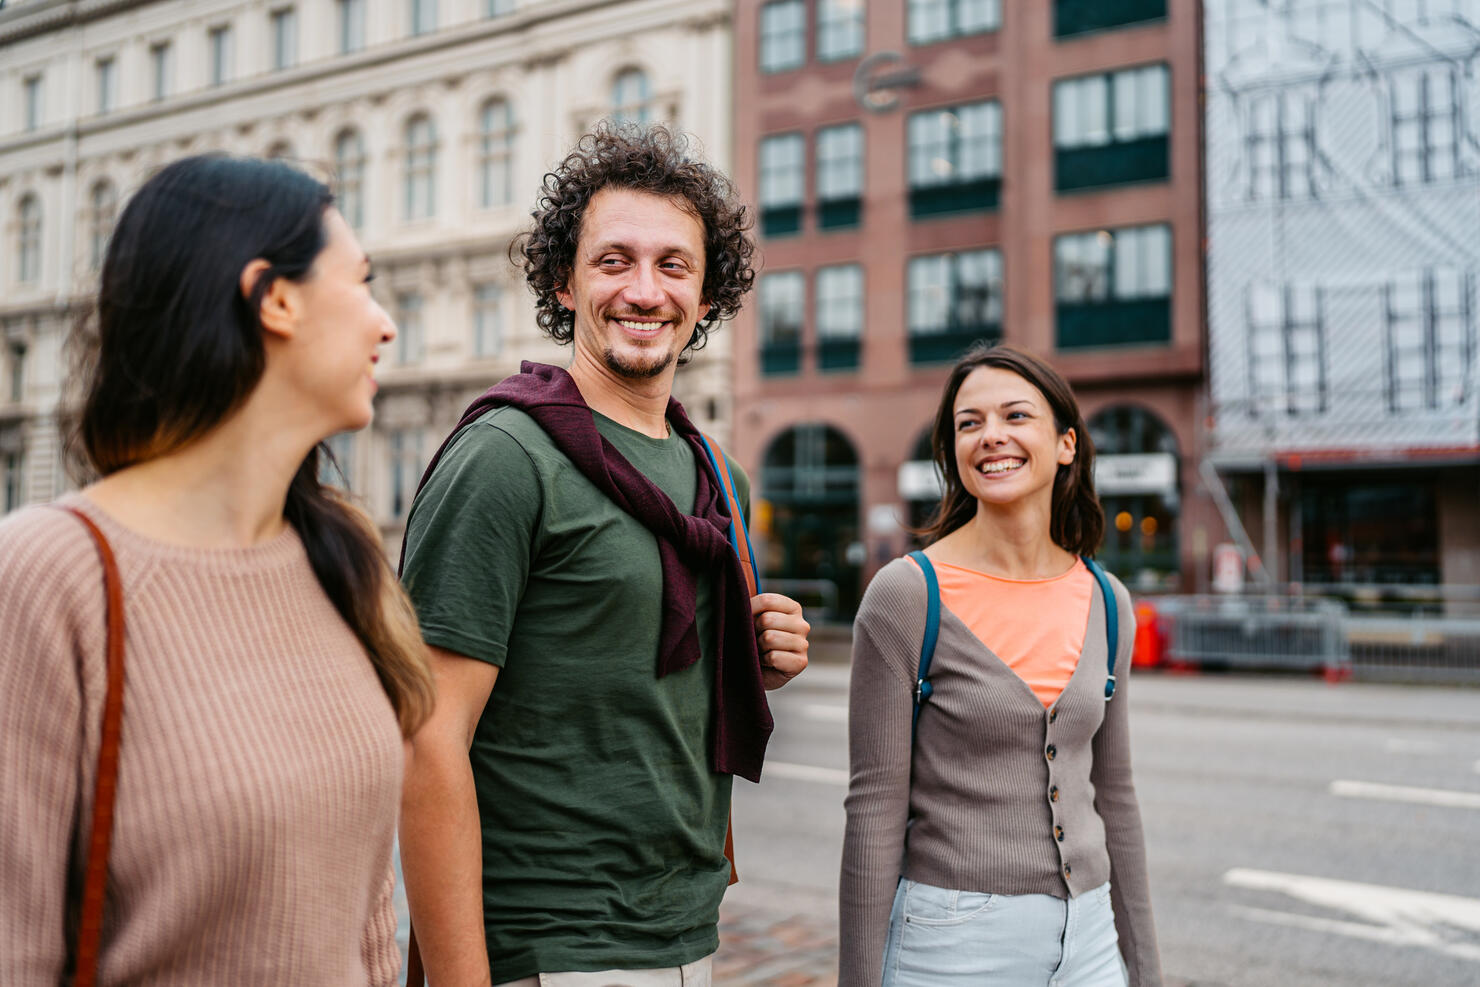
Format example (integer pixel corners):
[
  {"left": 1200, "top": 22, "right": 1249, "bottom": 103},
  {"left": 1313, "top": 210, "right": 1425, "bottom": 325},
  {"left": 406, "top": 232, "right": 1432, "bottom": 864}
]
[
  {"left": 907, "top": 550, "right": 941, "bottom": 743},
  {"left": 1083, "top": 557, "right": 1119, "bottom": 700},
  {"left": 697, "top": 433, "right": 762, "bottom": 594}
]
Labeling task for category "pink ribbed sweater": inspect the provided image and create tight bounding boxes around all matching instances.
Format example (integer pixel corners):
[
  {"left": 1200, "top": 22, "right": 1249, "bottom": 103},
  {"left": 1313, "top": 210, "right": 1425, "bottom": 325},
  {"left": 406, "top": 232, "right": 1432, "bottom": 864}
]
[{"left": 0, "top": 496, "right": 403, "bottom": 985}]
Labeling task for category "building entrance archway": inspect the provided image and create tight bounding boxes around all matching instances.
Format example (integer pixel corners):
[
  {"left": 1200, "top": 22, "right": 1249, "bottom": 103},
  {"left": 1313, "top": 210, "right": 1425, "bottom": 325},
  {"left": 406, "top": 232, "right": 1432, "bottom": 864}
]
[
  {"left": 1088, "top": 405, "right": 1181, "bottom": 589},
  {"left": 760, "top": 424, "right": 862, "bottom": 618}
]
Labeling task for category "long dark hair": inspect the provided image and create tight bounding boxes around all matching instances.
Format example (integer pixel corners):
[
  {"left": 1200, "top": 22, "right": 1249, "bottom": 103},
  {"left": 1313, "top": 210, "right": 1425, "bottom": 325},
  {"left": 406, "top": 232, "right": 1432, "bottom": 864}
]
[
  {"left": 77, "top": 154, "right": 433, "bottom": 736},
  {"left": 919, "top": 343, "right": 1105, "bottom": 556}
]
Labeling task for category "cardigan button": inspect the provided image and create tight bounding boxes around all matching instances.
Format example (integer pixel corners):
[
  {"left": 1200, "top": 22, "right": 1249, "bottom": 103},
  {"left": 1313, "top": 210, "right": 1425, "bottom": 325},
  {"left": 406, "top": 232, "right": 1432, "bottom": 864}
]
[
  {"left": 1055, "top": 825, "right": 1065, "bottom": 842},
  {"left": 1064, "top": 863, "right": 1072, "bottom": 878},
  {"left": 1049, "top": 708, "right": 1058, "bottom": 723},
  {"left": 1050, "top": 786, "right": 1060, "bottom": 802},
  {"left": 1046, "top": 744, "right": 1057, "bottom": 761}
]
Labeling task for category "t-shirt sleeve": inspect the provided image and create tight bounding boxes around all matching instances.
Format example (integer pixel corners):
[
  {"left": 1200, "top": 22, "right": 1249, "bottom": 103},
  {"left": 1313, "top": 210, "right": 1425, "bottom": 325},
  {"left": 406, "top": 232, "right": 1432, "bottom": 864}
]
[{"left": 400, "top": 421, "right": 542, "bottom": 667}]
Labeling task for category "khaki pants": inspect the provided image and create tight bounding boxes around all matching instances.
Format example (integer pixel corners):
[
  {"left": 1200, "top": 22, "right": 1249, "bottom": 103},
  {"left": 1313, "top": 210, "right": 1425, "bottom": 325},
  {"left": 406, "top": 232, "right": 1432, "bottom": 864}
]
[{"left": 494, "top": 954, "right": 713, "bottom": 987}]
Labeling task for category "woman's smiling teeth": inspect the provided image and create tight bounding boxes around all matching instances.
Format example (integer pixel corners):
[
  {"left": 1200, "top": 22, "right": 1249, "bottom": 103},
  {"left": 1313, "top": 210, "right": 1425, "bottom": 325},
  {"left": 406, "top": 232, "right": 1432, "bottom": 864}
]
[{"left": 978, "top": 458, "right": 1025, "bottom": 475}]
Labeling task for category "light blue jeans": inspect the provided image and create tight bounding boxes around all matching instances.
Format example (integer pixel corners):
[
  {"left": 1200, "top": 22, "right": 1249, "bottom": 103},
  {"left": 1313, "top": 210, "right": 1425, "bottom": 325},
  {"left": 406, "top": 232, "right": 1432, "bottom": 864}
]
[{"left": 881, "top": 879, "right": 1129, "bottom": 987}]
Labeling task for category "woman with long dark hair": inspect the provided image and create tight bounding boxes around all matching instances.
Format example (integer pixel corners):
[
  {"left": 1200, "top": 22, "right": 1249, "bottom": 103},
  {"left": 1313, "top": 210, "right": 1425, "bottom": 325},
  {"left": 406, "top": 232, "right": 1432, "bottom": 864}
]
[
  {"left": 0, "top": 155, "right": 434, "bottom": 984},
  {"left": 839, "top": 344, "right": 1162, "bottom": 986}
]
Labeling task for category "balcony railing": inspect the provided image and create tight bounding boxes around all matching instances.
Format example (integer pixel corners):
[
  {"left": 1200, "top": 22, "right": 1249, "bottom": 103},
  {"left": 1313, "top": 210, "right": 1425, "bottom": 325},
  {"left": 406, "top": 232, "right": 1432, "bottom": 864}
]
[
  {"left": 817, "top": 337, "right": 860, "bottom": 371},
  {"left": 1054, "top": 0, "right": 1166, "bottom": 38},
  {"left": 817, "top": 197, "right": 862, "bottom": 230},
  {"left": 1055, "top": 297, "right": 1171, "bottom": 349},
  {"left": 760, "top": 204, "right": 803, "bottom": 237},
  {"left": 760, "top": 340, "right": 802, "bottom": 376},
  {"left": 1055, "top": 135, "right": 1169, "bottom": 192},
  {"left": 909, "top": 177, "right": 1000, "bottom": 218},
  {"left": 908, "top": 324, "right": 1001, "bottom": 364}
]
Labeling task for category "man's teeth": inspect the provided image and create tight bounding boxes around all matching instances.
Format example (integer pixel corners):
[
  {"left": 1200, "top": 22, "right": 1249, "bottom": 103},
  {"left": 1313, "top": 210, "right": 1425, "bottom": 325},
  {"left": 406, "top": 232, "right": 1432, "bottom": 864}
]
[
  {"left": 979, "top": 459, "right": 1025, "bottom": 474},
  {"left": 617, "top": 319, "right": 663, "bottom": 331}
]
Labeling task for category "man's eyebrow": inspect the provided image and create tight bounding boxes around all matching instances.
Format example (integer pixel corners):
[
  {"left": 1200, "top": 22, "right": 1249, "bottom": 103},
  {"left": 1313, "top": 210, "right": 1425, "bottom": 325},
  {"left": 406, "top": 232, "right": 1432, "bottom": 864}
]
[{"left": 590, "top": 240, "right": 699, "bottom": 262}]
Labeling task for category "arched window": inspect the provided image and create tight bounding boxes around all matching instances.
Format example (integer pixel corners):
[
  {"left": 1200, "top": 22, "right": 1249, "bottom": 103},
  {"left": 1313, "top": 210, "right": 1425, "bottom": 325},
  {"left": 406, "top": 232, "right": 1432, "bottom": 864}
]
[
  {"left": 404, "top": 114, "right": 438, "bottom": 221},
  {"left": 17, "top": 195, "right": 41, "bottom": 284},
  {"left": 266, "top": 140, "right": 294, "bottom": 160},
  {"left": 334, "top": 129, "right": 367, "bottom": 230},
  {"left": 88, "top": 180, "right": 117, "bottom": 271},
  {"left": 1088, "top": 405, "right": 1180, "bottom": 586},
  {"left": 611, "top": 68, "right": 652, "bottom": 126},
  {"left": 761, "top": 423, "right": 863, "bottom": 616},
  {"left": 477, "top": 98, "right": 516, "bottom": 209}
]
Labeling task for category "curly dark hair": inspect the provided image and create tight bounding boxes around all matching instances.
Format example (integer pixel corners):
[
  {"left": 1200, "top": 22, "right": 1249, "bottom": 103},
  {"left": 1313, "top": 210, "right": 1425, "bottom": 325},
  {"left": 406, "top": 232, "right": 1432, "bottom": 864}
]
[{"left": 512, "top": 123, "right": 756, "bottom": 359}]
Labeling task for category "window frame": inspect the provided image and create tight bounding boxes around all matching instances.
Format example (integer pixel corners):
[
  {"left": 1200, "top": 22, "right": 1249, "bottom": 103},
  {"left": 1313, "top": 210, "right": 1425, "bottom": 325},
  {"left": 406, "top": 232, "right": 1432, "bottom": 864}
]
[
  {"left": 335, "top": 129, "right": 367, "bottom": 230},
  {"left": 1245, "top": 281, "right": 1327, "bottom": 417},
  {"left": 271, "top": 7, "right": 299, "bottom": 71},
  {"left": 816, "top": 0, "right": 865, "bottom": 62},
  {"left": 906, "top": 100, "right": 1002, "bottom": 216},
  {"left": 337, "top": 0, "right": 366, "bottom": 54},
  {"left": 759, "top": 269, "right": 806, "bottom": 375},
  {"left": 403, "top": 114, "right": 438, "bottom": 222},
  {"left": 16, "top": 195, "right": 42, "bottom": 285},
  {"left": 95, "top": 57, "right": 116, "bottom": 115},
  {"left": 208, "top": 25, "right": 235, "bottom": 87},
  {"left": 759, "top": 0, "right": 807, "bottom": 74},
  {"left": 908, "top": 0, "right": 1001, "bottom": 46}
]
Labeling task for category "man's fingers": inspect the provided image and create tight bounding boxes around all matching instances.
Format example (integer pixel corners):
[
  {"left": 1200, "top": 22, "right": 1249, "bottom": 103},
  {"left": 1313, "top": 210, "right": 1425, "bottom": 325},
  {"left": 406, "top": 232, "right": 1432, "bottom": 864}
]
[
  {"left": 750, "top": 592, "right": 803, "bottom": 616},
  {"left": 760, "top": 649, "right": 807, "bottom": 689},
  {"left": 758, "top": 628, "right": 808, "bottom": 654}
]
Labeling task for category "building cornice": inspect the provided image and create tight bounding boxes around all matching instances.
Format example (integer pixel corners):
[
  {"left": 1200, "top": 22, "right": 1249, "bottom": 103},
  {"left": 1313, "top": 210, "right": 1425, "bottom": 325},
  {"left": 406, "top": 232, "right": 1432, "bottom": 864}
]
[{"left": 0, "top": 0, "right": 154, "bottom": 47}]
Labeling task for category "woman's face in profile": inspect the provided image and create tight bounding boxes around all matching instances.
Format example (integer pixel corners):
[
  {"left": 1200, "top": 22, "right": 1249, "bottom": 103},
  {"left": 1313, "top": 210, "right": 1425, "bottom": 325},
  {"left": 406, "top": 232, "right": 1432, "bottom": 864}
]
[
  {"left": 951, "top": 366, "right": 1076, "bottom": 511},
  {"left": 280, "top": 208, "right": 396, "bottom": 435}
]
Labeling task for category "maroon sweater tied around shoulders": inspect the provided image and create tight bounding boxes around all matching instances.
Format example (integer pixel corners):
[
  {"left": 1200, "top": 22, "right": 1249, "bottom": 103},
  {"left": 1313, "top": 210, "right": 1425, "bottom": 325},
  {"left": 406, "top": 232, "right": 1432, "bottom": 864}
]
[{"left": 401, "top": 361, "right": 773, "bottom": 782}]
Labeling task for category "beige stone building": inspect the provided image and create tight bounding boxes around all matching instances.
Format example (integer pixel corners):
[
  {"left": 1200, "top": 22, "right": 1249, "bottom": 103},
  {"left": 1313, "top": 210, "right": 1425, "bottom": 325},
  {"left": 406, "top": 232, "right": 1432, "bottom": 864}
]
[{"left": 0, "top": 0, "right": 735, "bottom": 553}]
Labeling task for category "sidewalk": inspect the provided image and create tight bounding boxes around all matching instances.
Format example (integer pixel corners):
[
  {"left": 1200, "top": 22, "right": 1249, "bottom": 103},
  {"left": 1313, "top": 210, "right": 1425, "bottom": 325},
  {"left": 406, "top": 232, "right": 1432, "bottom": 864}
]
[{"left": 714, "top": 896, "right": 838, "bottom": 986}]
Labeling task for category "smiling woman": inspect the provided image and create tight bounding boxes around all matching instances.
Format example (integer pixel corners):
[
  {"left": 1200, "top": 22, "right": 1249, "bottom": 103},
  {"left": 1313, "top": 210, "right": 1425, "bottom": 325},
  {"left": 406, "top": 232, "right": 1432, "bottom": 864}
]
[{"left": 840, "top": 344, "right": 1163, "bottom": 987}]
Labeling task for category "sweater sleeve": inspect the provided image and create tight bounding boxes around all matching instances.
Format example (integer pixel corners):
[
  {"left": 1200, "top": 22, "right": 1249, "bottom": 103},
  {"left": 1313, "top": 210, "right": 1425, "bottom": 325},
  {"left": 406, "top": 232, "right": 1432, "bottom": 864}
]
[
  {"left": 0, "top": 510, "right": 103, "bottom": 985},
  {"left": 839, "top": 561, "right": 921, "bottom": 987},
  {"left": 1090, "top": 580, "right": 1163, "bottom": 987},
  {"left": 361, "top": 862, "right": 401, "bottom": 987}
]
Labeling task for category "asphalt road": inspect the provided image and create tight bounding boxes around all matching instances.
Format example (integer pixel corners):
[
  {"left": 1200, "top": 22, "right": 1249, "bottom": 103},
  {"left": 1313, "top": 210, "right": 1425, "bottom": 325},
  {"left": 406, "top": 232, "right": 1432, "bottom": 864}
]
[{"left": 728, "top": 664, "right": 1480, "bottom": 987}]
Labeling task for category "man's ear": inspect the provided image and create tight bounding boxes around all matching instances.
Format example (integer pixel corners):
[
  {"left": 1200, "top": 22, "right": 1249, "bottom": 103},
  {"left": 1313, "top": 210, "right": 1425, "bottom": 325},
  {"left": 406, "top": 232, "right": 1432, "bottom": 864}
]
[
  {"left": 241, "top": 259, "right": 297, "bottom": 340},
  {"left": 556, "top": 281, "right": 575, "bottom": 311}
]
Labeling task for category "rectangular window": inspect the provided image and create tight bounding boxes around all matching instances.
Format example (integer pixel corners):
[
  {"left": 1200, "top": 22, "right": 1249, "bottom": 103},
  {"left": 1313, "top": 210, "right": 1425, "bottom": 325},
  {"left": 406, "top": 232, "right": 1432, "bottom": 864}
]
[
  {"left": 908, "top": 0, "right": 1000, "bottom": 45},
  {"left": 23, "top": 76, "right": 42, "bottom": 131},
  {"left": 1054, "top": 64, "right": 1169, "bottom": 191},
  {"left": 411, "top": 0, "right": 438, "bottom": 36},
  {"left": 1391, "top": 67, "right": 1460, "bottom": 187},
  {"left": 760, "top": 0, "right": 806, "bottom": 74},
  {"left": 150, "top": 43, "right": 173, "bottom": 101},
  {"left": 816, "top": 0, "right": 865, "bottom": 61},
  {"left": 907, "top": 100, "right": 1001, "bottom": 216},
  {"left": 759, "top": 271, "right": 805, "bottom": 376},
  {"left": 8, "top": 342, "right": 24, "bottom": 403},
  {"left": 1054, "top": 224, "right": 1172, "bottom": 349},
  {"left": 815, "top": 264, "right": 863, "bottom": 371},
  {"left": 1054, "top": 0, "right": 1166, "bottom": 39},
  {"left": 1386, "top": 268, "right": 1475, "bottom": 411},
  {"left": 209, "top": 26, "right": 234, "bottom": 87},
  {"left": 908, "top": 249, "right": 1003, "bottom": 363},
  {"left": 388, "top": 429, "right": 424, "bottom": 521},
  {"left": 397, "top": 292, "right": 424, "bottom": 364},
  {"left": 3, "top": 448, "right": 22, "bottom": 512},
  {"left": 337, "top": 0, "right": 366, "bottom": 53},
  {"left": 271, "top": 8, "right": 298, "bottom": 70},
  {"left": 1246, "top": 91, "right": 1317, "bottom": 201},
  {"left": 95, "top": 58, "right": 116, "bottom": 115},
  {"left": 1246, "top": 281, "right": 1326, "bottom": 416},
  {"left": 473, "top": 283, "right": 503, "bottom": 358},
  {"left": 816, "top": 123, "right": 863, "bottom": 229},
  {"left": 759, "top": 133, "right": 805, "bottom": 236}
]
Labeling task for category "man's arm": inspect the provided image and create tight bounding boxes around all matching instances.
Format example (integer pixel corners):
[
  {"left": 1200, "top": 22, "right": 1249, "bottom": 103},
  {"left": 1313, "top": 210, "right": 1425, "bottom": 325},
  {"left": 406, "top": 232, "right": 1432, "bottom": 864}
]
[
  {"left": 752, "top": 592, "right": 809, "bottom": 689},
  {"left": 400, "top": 646, "right": 499, "bottom": 987}
]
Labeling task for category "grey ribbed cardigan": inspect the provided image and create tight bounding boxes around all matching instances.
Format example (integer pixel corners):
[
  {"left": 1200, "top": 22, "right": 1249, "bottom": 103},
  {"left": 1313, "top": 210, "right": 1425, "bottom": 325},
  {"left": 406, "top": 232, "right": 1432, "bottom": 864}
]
[{"left": 839, "top": 557, "right": 1161, "bottom": 987}]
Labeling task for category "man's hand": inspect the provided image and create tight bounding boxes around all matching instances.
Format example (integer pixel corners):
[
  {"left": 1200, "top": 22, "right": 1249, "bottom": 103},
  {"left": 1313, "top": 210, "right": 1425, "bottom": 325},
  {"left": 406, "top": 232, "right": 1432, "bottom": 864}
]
[{"left": 751, "top": 593, "right": 809, "bottom": 690}]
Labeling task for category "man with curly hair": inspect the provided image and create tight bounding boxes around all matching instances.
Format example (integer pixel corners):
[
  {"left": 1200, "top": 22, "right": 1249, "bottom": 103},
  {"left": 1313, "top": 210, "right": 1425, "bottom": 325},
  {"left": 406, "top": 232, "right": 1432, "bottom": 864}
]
[{"left": 398, "top": 125, "right": 811, "bottom": 987}]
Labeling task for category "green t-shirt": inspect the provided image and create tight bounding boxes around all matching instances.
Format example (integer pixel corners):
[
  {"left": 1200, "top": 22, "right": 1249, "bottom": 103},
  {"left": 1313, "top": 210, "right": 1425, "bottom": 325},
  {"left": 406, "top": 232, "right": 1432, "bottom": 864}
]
[{"left": 401, "top": 405, "right": 749, "bottom": 981}]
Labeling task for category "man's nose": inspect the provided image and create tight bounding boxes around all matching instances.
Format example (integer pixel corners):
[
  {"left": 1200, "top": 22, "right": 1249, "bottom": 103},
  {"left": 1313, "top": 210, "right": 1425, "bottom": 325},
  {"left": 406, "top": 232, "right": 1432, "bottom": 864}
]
[{"left": 622, "top": 262, "right": 665, "bottom": 309}]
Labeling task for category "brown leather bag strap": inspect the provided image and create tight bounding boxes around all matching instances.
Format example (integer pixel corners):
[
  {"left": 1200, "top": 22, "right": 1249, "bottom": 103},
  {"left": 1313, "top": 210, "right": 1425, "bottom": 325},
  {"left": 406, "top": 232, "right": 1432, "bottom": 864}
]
[{"left": 57, "top": 505, "right": 126, "bottom": 987}]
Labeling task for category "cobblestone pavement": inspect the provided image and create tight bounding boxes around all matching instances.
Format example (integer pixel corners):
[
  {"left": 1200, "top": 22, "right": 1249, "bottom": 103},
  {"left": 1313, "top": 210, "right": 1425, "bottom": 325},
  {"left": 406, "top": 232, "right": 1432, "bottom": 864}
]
[{"left": 713, "top": 898, "right": 838, "bottom": 986}]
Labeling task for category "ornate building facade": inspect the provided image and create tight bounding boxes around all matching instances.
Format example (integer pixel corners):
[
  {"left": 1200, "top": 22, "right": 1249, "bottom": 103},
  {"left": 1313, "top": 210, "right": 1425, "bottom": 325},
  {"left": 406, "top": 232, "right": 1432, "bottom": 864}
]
[{"left": 0, "top": 0, "right": 734, "bottom": 554}]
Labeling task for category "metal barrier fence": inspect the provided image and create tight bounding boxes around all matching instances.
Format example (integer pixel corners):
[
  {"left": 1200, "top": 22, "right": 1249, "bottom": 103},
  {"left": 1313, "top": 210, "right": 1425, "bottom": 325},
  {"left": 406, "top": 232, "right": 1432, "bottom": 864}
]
[
  {"left": 1150, "top": 596, "right": 1480, "bottom": 685},
  {"left": 1155, "top": 596, "right": 1350, "bottom": 675}
]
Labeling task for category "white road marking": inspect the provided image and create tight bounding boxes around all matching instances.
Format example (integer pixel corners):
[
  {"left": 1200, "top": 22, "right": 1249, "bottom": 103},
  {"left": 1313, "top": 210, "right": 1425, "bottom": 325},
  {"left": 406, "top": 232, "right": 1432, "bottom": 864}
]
[
  {"left": 1473, "top": 759, "right": 1480, "bottom": 775},
  {"left": 1224, "top": 868, "right": 1480, "bottom": 961},
  {"left": 764, "top": 761, "right": 849, "bottom": 786},
  {"left": 1383, "top": 738, "right": 1442, "bottom": 755},
  {"left": 804, "top": 703, "right": 848, "bottom": 723},
  {"left": 1330, "top": 779, "right": 1480, "bottom": 810}
]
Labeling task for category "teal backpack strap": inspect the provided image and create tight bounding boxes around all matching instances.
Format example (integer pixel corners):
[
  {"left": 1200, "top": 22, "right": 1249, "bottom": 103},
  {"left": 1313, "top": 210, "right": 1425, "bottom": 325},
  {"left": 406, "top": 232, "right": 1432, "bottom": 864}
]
[
  {"left": 906, "top": 550, "right": 940, "bottom": 743},
  {"left": 1083, "top": 557, "right": 1119, "bottom": 700},
  {"left": 697, "top": 434, "right": 761, "bottom": 593}
]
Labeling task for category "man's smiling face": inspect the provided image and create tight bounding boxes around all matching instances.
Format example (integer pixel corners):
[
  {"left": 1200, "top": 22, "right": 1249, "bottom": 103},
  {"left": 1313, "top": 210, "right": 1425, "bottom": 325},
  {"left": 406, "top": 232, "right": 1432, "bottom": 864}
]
[{"left": 557, "top": 186, "right": 711, "bottom": 381}]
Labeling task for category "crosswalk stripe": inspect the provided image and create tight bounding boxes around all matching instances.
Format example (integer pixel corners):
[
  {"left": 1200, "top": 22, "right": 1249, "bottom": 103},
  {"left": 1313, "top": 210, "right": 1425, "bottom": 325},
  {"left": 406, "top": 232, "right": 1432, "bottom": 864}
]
[
  {"left": 764, "top": 761, "right": 849, "bottom": 786},
  {"left": 1329, "top": 779, "right": 1480, "bottom": 810}
]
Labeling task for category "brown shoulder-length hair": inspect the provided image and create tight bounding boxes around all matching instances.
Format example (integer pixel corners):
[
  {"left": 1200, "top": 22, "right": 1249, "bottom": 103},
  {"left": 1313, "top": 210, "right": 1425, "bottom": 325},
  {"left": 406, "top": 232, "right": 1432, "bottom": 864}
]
[
  {"left": 73, "top": 154, "right": 434, "bottom": 737},
  {"left": 918, "top": 343, "right": 1105, "bottom": 556}
]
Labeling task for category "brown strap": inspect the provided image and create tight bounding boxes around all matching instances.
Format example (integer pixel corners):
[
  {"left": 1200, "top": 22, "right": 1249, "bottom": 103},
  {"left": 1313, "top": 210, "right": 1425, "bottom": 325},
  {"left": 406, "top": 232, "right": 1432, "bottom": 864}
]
[{"left": 58, "top": 505, "right": 126, "bottom": 987}]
